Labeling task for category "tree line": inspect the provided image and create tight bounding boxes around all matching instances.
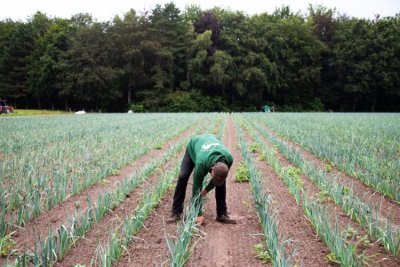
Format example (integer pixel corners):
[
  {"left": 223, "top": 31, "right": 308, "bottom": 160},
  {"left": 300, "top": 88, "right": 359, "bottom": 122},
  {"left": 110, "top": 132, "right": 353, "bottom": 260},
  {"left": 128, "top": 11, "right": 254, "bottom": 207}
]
[{"left": 0, "top": 3, "right": 399, "bottom": 112}]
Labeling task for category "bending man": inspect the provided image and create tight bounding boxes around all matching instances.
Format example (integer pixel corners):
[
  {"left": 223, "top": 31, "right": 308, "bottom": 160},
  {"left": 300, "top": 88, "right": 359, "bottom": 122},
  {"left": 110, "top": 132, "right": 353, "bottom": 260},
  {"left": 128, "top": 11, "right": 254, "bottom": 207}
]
[{"left": 168, "top": 134, "right": 236, "bottom": 224}]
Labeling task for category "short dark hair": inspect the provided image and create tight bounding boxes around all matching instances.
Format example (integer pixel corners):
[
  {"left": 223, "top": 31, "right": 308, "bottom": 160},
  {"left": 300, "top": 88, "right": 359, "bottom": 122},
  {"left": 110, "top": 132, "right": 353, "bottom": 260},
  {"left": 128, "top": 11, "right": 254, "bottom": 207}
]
[{"left": 214, "top": 162, "right": 229, "bottom": 179}]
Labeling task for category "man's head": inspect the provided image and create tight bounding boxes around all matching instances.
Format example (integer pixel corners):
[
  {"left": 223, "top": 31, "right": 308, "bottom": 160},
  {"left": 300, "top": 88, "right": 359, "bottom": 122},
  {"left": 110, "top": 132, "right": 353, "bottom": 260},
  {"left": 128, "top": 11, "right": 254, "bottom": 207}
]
[{"left": 211, "top": 162, "right": 229, "bottom": 187}]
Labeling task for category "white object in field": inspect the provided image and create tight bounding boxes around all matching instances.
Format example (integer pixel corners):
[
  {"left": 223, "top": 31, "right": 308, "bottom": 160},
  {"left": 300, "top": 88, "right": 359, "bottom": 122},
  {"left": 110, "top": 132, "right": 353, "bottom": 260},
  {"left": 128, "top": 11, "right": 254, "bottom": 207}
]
[
  {"left": 128, "top": 110, "right": 133, "bottom": 113},
  {"left": 75, "top": 110, "right": 86, "bottom": 115}
]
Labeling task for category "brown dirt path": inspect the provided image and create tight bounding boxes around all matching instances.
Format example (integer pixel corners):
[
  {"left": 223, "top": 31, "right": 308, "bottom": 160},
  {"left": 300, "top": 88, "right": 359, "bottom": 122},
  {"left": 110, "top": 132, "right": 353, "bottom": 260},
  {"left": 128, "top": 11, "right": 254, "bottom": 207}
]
[
  {"left": 242, "top": 128, "right": 330, "bottom": 266},
  {"left": 251, "top": 123, "right": 400, "bottom": 266},
  {"left": 188, "top": 116, "right": 265, "bottom": 267},
  {"left": 0, "top": 122, "right": 201, "bottom": 266},
  {"left": 261, "top": 124, "right": 400, "bottom": 227}
]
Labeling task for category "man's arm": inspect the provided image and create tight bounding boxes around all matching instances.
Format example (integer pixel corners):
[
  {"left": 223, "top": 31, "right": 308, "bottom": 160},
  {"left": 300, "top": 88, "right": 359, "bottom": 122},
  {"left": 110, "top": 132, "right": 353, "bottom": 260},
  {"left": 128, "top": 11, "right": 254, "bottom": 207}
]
[
  {"left": 192, "top": 164, "right": 208, "bottom": 215},
  {"left": 192, "top": 165, "right": 206, "bottom": 198},
  {"left": 204, "top": 180, "right": 215, "bottom": 192}
]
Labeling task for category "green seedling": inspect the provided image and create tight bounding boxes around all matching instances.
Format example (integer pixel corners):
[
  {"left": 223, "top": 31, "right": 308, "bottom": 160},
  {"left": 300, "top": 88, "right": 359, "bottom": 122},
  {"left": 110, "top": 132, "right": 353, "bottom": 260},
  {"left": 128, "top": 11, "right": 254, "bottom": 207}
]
[
  {"left": 0, "top": 232, "right": 16, "bottom": 257},
  {"left": 234, "top": 163, "right": 250, "bottom": 182},
  {"left": 344, "top": 227, "right": 357, "bottom": 240},
  {"left": 325, "top": 163, "right": 334, "bottom": 173},
  {"left": 99, "top": 179, "right": 110, "bottom": 186},
  {"left": 249, "top": 143, "right": 259, "bottom": 153},
  {"left": 318, "top": 190, "right": 331, "bottom": 202},
  {"left": 326, "top": 252, "right": 340, "bottom": 265},
  {"left": 110, "top": 169, "right": 120, "bottom": 176},
  {"left": 257, "top": 152, "right": 267, "bottom": 161},
  {"left": 254, "top": 242, "right": 272, "bottom": 264},
  {"left": 154, "top": 144, "right": 163, "bottom": 150},
  {"left": 286, "top": 166, "right": 301, "bottom": 177},
  {"left": 355, "top": 235, "right": 371, "bottom": 249},
  {"left": 341, "top": 186, "right": 351, "bottom": 196}
]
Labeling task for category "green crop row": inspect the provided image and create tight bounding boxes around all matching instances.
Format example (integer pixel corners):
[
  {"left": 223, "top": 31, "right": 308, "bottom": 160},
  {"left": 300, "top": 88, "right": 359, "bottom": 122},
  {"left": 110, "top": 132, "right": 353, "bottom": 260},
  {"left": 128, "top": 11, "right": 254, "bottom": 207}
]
[
  {"left": 244, "top": 113, "right": 400, "bottom": 202},
  {"left": 0, "top": 114, "right": 208, "bottom": 236},
  {"left": 234, "top": 118, "right": 292, "bottom": 267},
  {"left": 236, "top": 116, "right": 362, "bottom": 266},
  {"left": 245, "top": 116, "right": 400, "bottom": 256}
]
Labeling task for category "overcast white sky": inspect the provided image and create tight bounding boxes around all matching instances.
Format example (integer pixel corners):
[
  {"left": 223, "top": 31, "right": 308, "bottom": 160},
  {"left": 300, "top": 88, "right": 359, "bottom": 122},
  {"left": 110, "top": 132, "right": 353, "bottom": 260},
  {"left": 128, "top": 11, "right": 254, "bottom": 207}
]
[{"left": 0, "top": 0, "right": 399, "bottom": 21}]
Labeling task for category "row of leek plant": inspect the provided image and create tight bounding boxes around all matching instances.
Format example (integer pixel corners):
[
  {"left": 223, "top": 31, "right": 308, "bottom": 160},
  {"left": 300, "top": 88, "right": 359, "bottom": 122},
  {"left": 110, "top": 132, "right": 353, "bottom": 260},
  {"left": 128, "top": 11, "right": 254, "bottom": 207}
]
[
  {"left": 247, "top": 113, "right": 400, "bottom": 202},
  {"left": 166, "top": 195, "right": 204, "bottom": 267},
  {"left": 236, "top": 116, "right": 363, "bottom": 266},
  {"left": 246, "top": 117, "right": 400, "bottom": 256},
  {"left": 1, "top": 114, "right": 205, "bottom": 236},
  {"left": 2, "top": 114, "right": 196, "bottom": 210},
  {"left": 4, "top": 114, "right": 198, "bottom": 214},
  {"left": 94, "top": 164, "right": 180, "bottom": 267},
  {"left": 234, "top": 119, "right": 292, "bottom": 267},
  {"left": 165, "top": 116, "right": 227, "bottom": 267},
  {"left": 9, "top": 118, "right": 214, "bottom": 267}
]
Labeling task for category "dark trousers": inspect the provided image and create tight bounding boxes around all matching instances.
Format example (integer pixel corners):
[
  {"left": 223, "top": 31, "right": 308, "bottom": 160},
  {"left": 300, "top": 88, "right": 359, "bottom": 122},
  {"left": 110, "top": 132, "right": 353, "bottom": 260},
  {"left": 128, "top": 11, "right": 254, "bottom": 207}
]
[{"left": 171, "top": 149, "right": 227, "bottom": 216}]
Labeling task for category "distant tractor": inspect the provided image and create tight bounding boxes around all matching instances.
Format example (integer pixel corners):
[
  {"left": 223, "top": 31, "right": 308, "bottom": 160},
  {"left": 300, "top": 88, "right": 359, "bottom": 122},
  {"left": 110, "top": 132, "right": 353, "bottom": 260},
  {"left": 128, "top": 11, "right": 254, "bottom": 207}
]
[{"left": 0, "top": 100, "right": 14, "bottom": 114}]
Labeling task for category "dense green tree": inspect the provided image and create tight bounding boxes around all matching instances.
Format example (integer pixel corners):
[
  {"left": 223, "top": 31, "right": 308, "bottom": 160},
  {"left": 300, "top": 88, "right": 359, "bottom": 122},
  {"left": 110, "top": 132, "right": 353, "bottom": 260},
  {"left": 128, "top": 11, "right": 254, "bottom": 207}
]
[
  {"left": 56, "top": 20, "right": 120, "bottom": 110},
  {"left": 0, "top": 4, "right": 398, "bottom": 112},
  {"left": 28, "top": 12, "right": 53, "bottom": 109},
  {"left": 368, "top": 16, "right": 400, "bottom": 111},
  {"left": 332, "top": 18, "right": 373, "bottom": 111},
  {"left": 0, "top": 21, "right": 34, "bottom": 106},
  {"left": 108, "top": 9, "right": 146, "bottom": 106}
]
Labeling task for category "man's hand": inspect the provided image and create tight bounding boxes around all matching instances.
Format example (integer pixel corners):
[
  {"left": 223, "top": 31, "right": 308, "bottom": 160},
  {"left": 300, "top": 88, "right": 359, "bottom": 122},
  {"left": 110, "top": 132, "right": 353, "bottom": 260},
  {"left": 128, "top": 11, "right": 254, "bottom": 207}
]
[
  {"left": 200, "top": 189, "right": 207, "bottom": 197},
  {"left": 196, "top": 215, "right": 205, "bottom": 225}
]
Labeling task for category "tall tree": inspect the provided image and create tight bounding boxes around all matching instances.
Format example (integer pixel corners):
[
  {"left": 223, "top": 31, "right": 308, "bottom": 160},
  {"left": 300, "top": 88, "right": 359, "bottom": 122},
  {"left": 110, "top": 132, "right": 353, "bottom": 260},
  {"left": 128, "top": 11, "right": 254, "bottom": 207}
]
[
  {"left": 28, "top": 12, "right": 52, "bottom": 109},
  {"left": 108, "top": 9, "right": 146, "bottom": 106},
  {"left": 56, "top": 19, "right": 120, "bottom": 110},
  {"left": 0, "top": 22, "right": 34, "bottom": 107},
  {"left": 332, "top": 18, "right": 373, "bottom": 111}
]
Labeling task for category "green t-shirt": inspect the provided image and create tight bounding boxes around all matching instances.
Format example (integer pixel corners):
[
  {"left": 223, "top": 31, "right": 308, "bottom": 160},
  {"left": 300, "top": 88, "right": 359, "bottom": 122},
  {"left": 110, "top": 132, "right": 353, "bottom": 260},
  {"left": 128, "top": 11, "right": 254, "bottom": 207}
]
[{"left": 187, "top": 134, "right": 233, "bottom": 199}]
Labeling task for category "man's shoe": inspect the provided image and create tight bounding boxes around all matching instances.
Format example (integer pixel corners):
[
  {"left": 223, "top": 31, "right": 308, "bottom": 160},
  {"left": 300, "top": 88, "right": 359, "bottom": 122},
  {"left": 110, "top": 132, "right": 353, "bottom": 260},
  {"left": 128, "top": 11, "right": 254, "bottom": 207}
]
[
  {"left": 166, "top": 213, "right": 181, "bottom": 223},
  {"left": 216, "top": 214, "right": 237, "bottom": 224}
]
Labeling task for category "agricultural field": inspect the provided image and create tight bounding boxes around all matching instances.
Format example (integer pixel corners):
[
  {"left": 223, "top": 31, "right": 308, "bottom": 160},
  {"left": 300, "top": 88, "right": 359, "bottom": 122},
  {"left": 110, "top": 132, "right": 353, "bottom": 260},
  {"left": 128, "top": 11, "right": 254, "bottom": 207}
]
[{"left": 0, "top": 113, "right": 399, "bottom": 266}]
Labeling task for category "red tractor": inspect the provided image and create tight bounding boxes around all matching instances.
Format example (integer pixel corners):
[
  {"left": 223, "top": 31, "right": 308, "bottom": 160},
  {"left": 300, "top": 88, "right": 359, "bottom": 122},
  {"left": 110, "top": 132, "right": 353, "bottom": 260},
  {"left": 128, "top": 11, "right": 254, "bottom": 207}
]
[{"left": 0, "top": 100, "right": 14, "bottom": 114}]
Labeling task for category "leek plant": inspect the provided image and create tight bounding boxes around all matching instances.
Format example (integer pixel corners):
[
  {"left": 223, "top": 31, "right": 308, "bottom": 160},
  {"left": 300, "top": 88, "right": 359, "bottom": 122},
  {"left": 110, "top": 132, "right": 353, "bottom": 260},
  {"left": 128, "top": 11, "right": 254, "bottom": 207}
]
[
  {"left": 302, "top": 198, "right": 362, "bottom": 266},
  {"left": 235, "top": 119, "right": 292, "bottom": 267},
  {"left": 0, "top": 198, "right": 6, "bottom": 238},
  {"left": 166, "top": 195, "right": 203, "bottom": 267}
]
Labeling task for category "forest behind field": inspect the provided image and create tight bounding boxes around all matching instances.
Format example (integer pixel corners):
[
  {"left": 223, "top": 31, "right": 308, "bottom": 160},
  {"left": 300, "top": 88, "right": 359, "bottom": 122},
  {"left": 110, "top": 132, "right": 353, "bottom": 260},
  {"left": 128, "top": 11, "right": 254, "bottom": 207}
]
[{"left": 0, "top": 3, "right": 399, "bottom": 112}]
